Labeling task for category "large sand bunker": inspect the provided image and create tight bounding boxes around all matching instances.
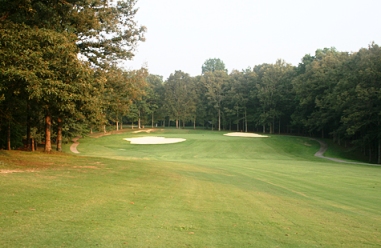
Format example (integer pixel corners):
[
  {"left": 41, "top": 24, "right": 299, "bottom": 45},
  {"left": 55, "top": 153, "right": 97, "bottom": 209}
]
[
  {"left": 124, "top": 136, "right": 186, "bottom": 144},
  {"left": 224, "top": 132, "right": 269, "bottom": 138}
]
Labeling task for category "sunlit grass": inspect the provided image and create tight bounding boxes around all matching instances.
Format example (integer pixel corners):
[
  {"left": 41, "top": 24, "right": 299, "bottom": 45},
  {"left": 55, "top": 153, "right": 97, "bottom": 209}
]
[{"left": 1, "top": 129, "right": 380, "bottom": 247}]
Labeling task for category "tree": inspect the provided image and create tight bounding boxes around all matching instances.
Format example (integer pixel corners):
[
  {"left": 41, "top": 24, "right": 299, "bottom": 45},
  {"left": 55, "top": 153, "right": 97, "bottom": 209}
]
[
  {"left": 0, "top": 0, "right": 146, "bottom": 68},
  {"left": 164, "top": 71, "right": 195, "bottom": 128},
  {"left": 254, "top": 60, "right": 294, "bottom": 133},
  {"left": 145, "top": 74, "right": 164, "bottom": 128},
  {"left": 76, "top": 0, "right": 147, "bottom": 68},
  {"left": 103, "top": 67, "right": 147, "bottom": 130},
  {"left": 200, "top": 71, "right": 229, "bottom": 131},
  {"left": 225, "top": 69, "right": 257, "bottom": 132},
  {"left": 0, "top": 23, "right": 101, "bottom": 152},
  {"left": 338, "top": 43, "right": 381, "bottom": 163},
  {"left": 202, "top": 58, "right": 228, "bottom": 74},
  {"left": 292, "top": 48, "right": 349, "bottom": 137}
]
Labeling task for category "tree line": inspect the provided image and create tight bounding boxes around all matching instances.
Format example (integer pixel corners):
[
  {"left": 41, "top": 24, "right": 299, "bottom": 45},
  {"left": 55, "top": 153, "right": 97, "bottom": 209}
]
[
  {"left": 1, "top": 1, "right": 380, "bottom": 163},
  {"left": 141, "top": 48, "right": 381, "bottom": 164}
]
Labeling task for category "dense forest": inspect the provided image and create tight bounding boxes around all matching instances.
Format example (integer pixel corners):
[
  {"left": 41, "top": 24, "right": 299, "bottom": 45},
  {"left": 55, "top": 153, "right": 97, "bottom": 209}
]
[{"left": 1, "top": 1, "right": 381, "bottom": 163}]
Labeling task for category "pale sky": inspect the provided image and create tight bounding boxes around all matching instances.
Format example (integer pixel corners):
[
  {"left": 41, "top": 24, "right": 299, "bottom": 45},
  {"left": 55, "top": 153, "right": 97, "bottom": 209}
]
[{"left": 123, "top": 0, "right": 381, "bottom": 80}]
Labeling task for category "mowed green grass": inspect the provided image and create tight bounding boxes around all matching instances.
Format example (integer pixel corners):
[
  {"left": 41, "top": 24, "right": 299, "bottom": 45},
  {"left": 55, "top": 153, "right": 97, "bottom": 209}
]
[{"left": 1, "top": 129, "right": 380, "bottom": 247}]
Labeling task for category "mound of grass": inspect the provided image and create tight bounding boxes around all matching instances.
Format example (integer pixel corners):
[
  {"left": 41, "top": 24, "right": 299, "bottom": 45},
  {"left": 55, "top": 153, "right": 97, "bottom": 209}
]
[{"left": 1, "top": 129, "right": 380, "bottom": 247}]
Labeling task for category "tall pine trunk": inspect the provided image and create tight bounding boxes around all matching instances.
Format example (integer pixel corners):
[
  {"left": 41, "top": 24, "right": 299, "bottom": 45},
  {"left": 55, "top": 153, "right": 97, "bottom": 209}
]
[
  {"left": 7, "top": 121, "right": 11, "bottom": 150},
  {"left": 44, "top": 114, "right": 52, "bottom": 152},
  {"left": 236, "top": 108, "right": 239, "bottom": 131},
  {"left": 218, "top": 108, "right": 221, "bottom": 131},
  {"left": 377, "top": 138, "right": 381, "bottom": 164},
  {"left": 138, "top": 111, "right": 141, "bottom": 129},
  {"left": 31, "top": 138, "right": 35, "bottom": 152},
  {"left": 271, "top": 117, "right": 275, "bottom": 134},
  {"left": 56, "top": 117, "right": 62, "bottom": 152},
  {"left": 245, "top": 109, "right": 247, "bottom": 132},
  {"left": 26, "top": 105, "right": 31, "bottom": 151}
]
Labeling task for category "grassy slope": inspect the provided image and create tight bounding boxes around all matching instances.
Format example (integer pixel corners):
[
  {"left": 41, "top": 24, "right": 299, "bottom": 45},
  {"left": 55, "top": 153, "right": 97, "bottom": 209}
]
[{"left": 1, "top": 129, "right": 380, "bottom": 247}]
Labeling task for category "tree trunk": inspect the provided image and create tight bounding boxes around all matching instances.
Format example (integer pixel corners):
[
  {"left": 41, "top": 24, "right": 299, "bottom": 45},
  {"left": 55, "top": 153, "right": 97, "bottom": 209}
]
[
  {"left": 271, "top": 117, "right": 275, "bottom": 134},
  {"left": 31, "top": 138, "right": 35, "bottom": 152},
  {"left": 377, "top": 138, "right": 381, "bottom": 164},
  {"left": 245, "top": 109, "right": 248, "bottom": 133},
  {"left": 176, "top": 119, "right": 179, "bottom": 129},
  {"left": 103, "top": 125, "right": 106, "bottom": 133},
  {"left": 44, "top": 114, "right": 52, "bottom": 152},
  {"left": 193, "top": 117, "right": 196, "bottom": 129},
  {"left": 26, "top": 109, "right": 31, "bottom": 151},
  {"left": 236, "top": 108, "right": 239, "bottom": 132},
  {"left": 263, "top": 124, "right": 266, "bottom": 133},
  {"left": 218, "top": 108, "right": 221, "bottom": 131},
  {"left": 369, "top": 145, "right": 372, "bottom": 163},
  {"left": 116, "top": 121, "right": 119, "bottom": 131},
  {"left": 7, "top": 121, "right": 11, "bottom": 150},
  {"left": 152, "top": 112, "right": 154, "bottom": 128},
  {"left": 56, "top": 117, "right": 62, "bottom": 152},
  {"left": 138, "top": 111, "right": 141, "bottom": 129}
]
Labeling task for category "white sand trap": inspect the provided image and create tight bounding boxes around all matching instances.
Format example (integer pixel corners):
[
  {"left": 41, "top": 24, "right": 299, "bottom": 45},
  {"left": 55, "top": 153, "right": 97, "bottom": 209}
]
[
  {"left": 224, "top": 132, "right": 269, "bottom": 138},
  {"left": 132, "top": 129, "right": 155, "bottom": 134},
  {"left": 124, "top": 136, "right": 186, "bottom": 144}
]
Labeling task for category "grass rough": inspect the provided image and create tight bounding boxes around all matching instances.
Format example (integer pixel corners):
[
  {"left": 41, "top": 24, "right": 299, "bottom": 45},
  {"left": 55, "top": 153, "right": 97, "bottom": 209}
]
[{"left": 1, "top": 129, "right": 380, "bottom": 247}]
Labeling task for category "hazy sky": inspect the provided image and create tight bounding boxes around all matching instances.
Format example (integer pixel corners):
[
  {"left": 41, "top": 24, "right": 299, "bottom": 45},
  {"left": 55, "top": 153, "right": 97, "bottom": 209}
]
[{"left": 123, "top": 0, "right": 381, "bottom": 80}]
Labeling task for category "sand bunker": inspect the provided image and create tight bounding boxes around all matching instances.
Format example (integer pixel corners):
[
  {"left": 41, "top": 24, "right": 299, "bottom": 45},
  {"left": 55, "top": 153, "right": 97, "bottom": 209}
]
[
  {"left": 224, "top": 132, "right": 269, "bottom": 138},
  {"left": 132, "top": 129, "right": 155, "bottom": 134},
  {"left": 124, "top": 136, "right": 186, "bottom": 144}
]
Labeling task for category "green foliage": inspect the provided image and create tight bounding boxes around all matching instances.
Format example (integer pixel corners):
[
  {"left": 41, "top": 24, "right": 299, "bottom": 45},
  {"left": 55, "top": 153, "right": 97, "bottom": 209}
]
[
  {"left": 201, "top": 58, "right": 228, "bottom": 74},
  {"left": 164, "top": 71, "right": 196, "bottom": 128},
  {"left": 255, "top": 60, "right": 295, "bottom": 133},
  {"left": 102, "top": 67, "right": 148, "bottom": 129},
  {"left": 0, "top": 0, "right": 146, "bottom": 68},
  {"left": 200, "top": 70, "right": 229, "bottom": 130},
  {"left": 0, "top": 0, "right": 146, "bottom": 149},
  {"left": 0, "top": 22, "right": 100, "bottom": 149}
]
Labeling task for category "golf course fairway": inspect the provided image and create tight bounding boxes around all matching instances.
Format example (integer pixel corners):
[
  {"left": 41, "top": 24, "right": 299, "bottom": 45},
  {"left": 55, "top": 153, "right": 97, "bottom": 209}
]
[{"left": 0, "top": 129, "right": 380, "bottom": 247}]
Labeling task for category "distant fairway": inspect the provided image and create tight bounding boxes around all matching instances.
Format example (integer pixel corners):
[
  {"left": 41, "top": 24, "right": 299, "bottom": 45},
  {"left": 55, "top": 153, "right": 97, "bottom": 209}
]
[{"left": 1, "top": 129, "right": 380, "bottom": 247}]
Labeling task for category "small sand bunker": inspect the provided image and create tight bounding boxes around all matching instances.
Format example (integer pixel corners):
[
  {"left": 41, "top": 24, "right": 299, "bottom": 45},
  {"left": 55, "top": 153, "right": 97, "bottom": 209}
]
[
  {"left": 0, "top": 169, "right": 35, "bottom": 174},
  {"left": 132, "top": 129, "right": 155, "bottom": 134},
  {"left": 124, "top": 136, "right": 186, "bottom": 144},
  {"left": 224, "top": 132, "right": 269, "bottom": 138}
]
